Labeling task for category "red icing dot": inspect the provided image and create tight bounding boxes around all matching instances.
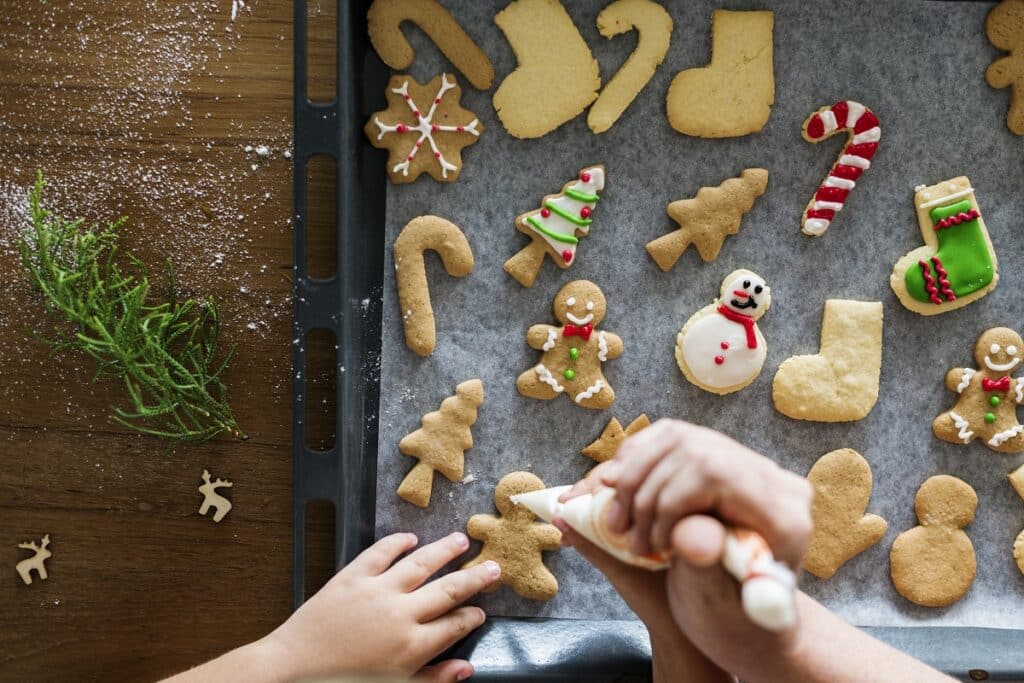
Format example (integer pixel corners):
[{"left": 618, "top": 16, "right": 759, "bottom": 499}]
[
  {"left": 431, "top": 124, "right": 439, "bottom": 132},
  {"left": 434, "top": 98, "right": 442, "bottom": 104},
  {"left": 396, "top": 124, "right": 407, "bottom": 133},
  {"left": 720, "top": 341, "right": 729, "bottom": 350},
  {"left": 580, "top": 172, "right": 591, "bottom": 182},
  {"left": 580, "top": 206, "right": 591, "bottom": 219},
  {"left": 413, "top": 110, "right": 421, "bottom": 117},
  {"left": 562, "top": 249, "right": 573, "bottom": 263},
  {"left": 714, "top": 356, "right": 725, "bottom": 365},
  {"left": 416, "top": 140, "right": 423, "bottom": 147},
  {"left": 434, "top": 152, "right": 441, "bottom": 158},
  {"left": 404, "top": 94, "right": 411, "bottom": 100},
  {"left": 457, "top": 126, "right": 464, "bottom": 132},
  {"left": 406, "top": 155, "right": 414, "bottom": 161},
  {"left": 806, "top": 114, "right": 825, "bottom": 139},
  {"left": 541, "top": 208, "right": 551, "bottom": 218}
]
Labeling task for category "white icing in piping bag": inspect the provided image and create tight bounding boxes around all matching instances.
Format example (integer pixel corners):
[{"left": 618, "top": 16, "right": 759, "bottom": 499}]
[{"left": 511, "top": 485, "right": 797, "bottom": 632}]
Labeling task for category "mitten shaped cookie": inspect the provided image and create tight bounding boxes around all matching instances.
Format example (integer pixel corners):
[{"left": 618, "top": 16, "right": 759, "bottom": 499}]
[
  {"left": 890, "top": 475, "right": 977, "bottom": 607},
  {"left": 803, "top": 449, "right": 887, "bottom": 579},
  {"left": 933, "top": 327, "right": 1024, "bottom": 453},
  {"left": 463, "top": 472, "right": 562, "bottom": 600},
  {"left": 517, "top": 280, "right": 623, "bottom": 409}
]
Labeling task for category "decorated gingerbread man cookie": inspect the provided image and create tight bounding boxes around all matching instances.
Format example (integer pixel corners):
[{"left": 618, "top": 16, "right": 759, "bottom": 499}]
[
  {"left": 675, "top": 270, "right": 770, "bottom": 395},
  {"left": 517, "top": 280, "right": 623, "bottom": 409},
  {"left": 933, "top": 327, "right": 1024, "bottom": 453},
  {"left": 463, "top": 472, "right": 562, "bottom": 601}
]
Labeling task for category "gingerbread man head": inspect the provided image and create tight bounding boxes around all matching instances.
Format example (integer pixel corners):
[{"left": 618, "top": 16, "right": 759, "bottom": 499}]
[
  {"left": 719, "top": 269, "right": 771, "bottom": 320},
  {"left": 974, "top": 327, "right": 1024, "bottom": 376},
  {"left": 987, "top": 1, "right": 1024, "bottom": 50},
  {"left": 552, "top": 280, "right": 606, "bottom": 328},
  {"left": 917, "top": 475, "right": 977, "bottom": 529},
  {"left": 495, "top": 471, "right": 546, "bottom": 521}
]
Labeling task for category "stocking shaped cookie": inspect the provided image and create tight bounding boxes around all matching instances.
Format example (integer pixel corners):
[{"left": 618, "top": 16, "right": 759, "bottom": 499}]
[
  {"left": 803, "top": 449, "right": 887, "bottom": 580},
  {"left": 517, "top": 280, "right": 623, "bottom": 409},
  {"left": 890, "top": 475, "right": 977, "bottom": 607},
  {"left": 933, "top": 327, "right": 1024, "bottom": 453},
  {"left": 463, "top": 472, "right": 562, "bottom": 601}
]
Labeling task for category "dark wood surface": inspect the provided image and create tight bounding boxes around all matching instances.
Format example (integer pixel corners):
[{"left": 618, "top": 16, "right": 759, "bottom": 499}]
[{"left": 0, "top": 2, "right": 338, "bottom": 679}]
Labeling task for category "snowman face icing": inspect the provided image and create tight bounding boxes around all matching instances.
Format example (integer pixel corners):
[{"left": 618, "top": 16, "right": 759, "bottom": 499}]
[
  {"left": 976, "top": 328, "right": 1024, "bottom": 373},
  {"left": 720, "top": 271, "right": 770, "bottom": 320},
  {"left": 553, "top": 280, "right": 606, "bottom": 326}
]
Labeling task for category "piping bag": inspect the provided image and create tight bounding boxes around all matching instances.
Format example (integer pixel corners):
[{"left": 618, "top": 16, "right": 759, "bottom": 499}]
[{"left": 510, "top": 485, "right": 797, "bottom": 632}]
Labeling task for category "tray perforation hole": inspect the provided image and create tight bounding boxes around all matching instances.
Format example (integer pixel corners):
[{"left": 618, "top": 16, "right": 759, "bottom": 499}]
[
  {"left": 305, "top": 154, "right": 338, "bottom": 279},
  {"left": 305, "top": 0, "right": 337, "bottom": 103},
  {"left": 304, "top": 327, "right": 337, "bottom": 451},
  {"left": 304, "top": 499, "right": 336, "bottom": 601}
]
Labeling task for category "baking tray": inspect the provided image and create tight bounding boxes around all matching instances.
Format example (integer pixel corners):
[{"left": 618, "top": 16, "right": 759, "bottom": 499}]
[{"left": 292, "top": 0, "right": 1024, "bottom": 679}]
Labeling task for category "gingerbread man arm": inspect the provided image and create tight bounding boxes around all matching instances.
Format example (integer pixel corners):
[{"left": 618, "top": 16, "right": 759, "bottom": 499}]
[
  {"left": 526, "top": 324, "right": 558, "bottom": 350},
  {"left": 987, "top": 56, "right": 1021, "bottom": 89},
  {"left": 1015, "top": 378, "right": 1024, "bottom": 404},
  {"left": 945, "top": 367, "right": 973, "bottom": 394},
  {"left": 531, "top": 522, "right": 562, "bottom": 551},
  {"left": 600, "top": 331, "right": 624, "bottom": 360},
  {"left": 467, "top": 513, "right": 499, "bottom": 541}
]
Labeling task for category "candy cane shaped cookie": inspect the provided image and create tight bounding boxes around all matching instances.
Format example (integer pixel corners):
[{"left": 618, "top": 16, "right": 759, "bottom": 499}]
[
  {"left": 393, "top": 216, "right": 474, "bottom": 357},
  {"left": 800, "top": 101, "right": 881, "bottom": 237}
]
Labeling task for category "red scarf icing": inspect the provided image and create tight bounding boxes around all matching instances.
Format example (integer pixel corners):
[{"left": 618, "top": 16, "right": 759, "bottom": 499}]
[{"left": 717, "top": 304, "right": 757, "bottom": 349}]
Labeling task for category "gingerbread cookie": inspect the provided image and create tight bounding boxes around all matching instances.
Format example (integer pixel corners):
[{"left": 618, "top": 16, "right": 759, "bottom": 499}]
[
  {"left": 463, "top": 472, "right": 562, "bottom": 601},
  {"left": 493, "top": 0, "right": 601, "bottom": 139},
  {"left": 665, "top": 10, "right": 774, "bottom": 138},
  {"left": 366, "top": 0, "right": 494, "bottom": 90},
  {"left": 393, "top": 215, "right": 474, "bottom": 357},
  {"left": 504, "top": 166, "right": 605, "bottom": 288},
  {"left": 398, "top": 380, "right": 484, "bottom": 508},
  {"left": 986, "top": 0, "right": 1024, "bottom": 135},
  {"left": 588, "top": 0, "right": 673, "bottom": 134},
  {"left": 800, "top": 101, "right": 881, "bottom": 237},
  {"left": 364, "top": 73, "right": 482, "bottom": 184},
  {"left": 1010, "top": 464, "right": 1024, "bottom": 576},
  {"left": 646, "top": 169, "right": 768, "bottom": 272},
  {"left": 933, "top": 327, "right": 1024, "bottom": 453},
  {"left": 772, "top": 300, "right": 882, "bottom": 422},
  {"left": 15, "top": 535, "right": 51, "bottom": 586},
  {"left": 517, "top": 280, "right": 623, "bottom": 409},
  {"left": 582, "top": 414, "right": 650, "bottom": 464},
  {"left": 890, "top": 475, "right": 977, "bottom": 607},
  {"left": 890, "top": 177, "right": 998, "bottom": 315},
  {"left": 676, "top": 270, "right": 770, "bottom": 395},
  {"left": 804, "top": 449, "right": 887, "bottom": 580}
]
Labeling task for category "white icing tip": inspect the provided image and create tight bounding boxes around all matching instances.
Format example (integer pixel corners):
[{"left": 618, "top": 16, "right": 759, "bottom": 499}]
[
  {"left": 742, "top": 576, "right": 797, "bottom": 631},
  {"left": 510, "top": 486, "right": 571, "bottom": 522},
  {"left": 802, "top": 218, "right": 829, "bottom": 236},
  {"left": 581, "top": 166, "right": 606, "bottom": 192},
  {"left": 914, "top": 184, "right": 927, "bottom": 192}
]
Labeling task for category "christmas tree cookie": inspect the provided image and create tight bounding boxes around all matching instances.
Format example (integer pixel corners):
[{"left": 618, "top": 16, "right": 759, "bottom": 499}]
[
  {"left": 933, "top": 328, "right": 1024, "bottom": 453},
  {"left": 891, "top": 177, "right": 998, "bottom": 315},
  {"left": 517, "top": 280, "right": 622, "bottom": 409},
  {"left": 582, "top": 414, "right": 650, "bottom": 464},
  {"left": 504, "top": 166, "right": 605, "bottom": 288}
]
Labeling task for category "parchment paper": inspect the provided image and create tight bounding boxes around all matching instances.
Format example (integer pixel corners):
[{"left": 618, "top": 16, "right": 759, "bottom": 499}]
[{"left": 375, "top": 0, "right": 1024, "bottom": 628}]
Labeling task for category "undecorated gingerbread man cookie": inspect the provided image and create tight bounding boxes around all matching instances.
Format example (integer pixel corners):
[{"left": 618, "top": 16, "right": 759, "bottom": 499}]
[
  {"left": 933, "top": 327, "right": 1024, "bottom": 453},
  {"left": 890, "top": 475, "right": 977, "bottom": 607},
  {"left": 517, "top": 280, "right": 623, "bottom": 409},
  {"left": 463, "top": 471, "right": 562, "bottom": 601}
]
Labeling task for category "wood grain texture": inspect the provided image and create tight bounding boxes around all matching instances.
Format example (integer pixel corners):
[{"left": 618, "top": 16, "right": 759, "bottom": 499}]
[{"left": 0, "top": 1, "right": 337, "bottom": 679}]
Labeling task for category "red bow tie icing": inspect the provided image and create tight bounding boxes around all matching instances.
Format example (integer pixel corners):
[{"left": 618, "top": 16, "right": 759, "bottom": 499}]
[
  {"left": 563, "top": 323, "right": 593, "bottom": 341},
  {"left": 716, "top": 304, "right": 757, "bottom": 349},
  {"left": 983, "top": 376, "right": 1011, "bottom": 392}
]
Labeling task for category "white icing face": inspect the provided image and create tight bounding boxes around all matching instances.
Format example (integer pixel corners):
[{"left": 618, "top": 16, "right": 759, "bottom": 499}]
[
  {"left": 985, "top": 344, "right": 1022, "bottom": 373},
  {"left": 721, "top": 272, "right": 770, "bottom": 318},
  {"left": 566, "top": 310, "right": 594, "bottom": 325}
]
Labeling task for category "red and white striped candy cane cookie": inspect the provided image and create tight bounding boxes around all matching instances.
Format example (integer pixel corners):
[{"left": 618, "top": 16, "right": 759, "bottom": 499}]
[{"left": 800, "top": 101, "right": 881, "bottom": 237}]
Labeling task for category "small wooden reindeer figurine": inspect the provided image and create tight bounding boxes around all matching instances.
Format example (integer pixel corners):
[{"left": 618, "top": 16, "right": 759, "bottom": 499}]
[
  {"left": 198, "top": 469, "right": 233, "bottom": 523},
  {"left": 16, "top": 534, "right": 52, "bottom": 585}
]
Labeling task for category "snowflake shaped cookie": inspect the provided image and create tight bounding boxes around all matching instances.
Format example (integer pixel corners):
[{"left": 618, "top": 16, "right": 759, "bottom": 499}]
[{"left": 364, "top": 73, "right": 482, "bottom": 184}]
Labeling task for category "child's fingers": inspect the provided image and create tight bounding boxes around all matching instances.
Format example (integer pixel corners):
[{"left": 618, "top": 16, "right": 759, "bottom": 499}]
[
  {"left": 412, "top": 560, "right": 501, "bottom": 622},
  {"left": 342, "top": 533, "right": 419, "bottom": 578},
  {"left": 629, "top": 450, "right": 691, "bottom": 555},
  {"left": 608, "top": 420, "right": 683, "bottom": 531},
  {"left": 671, "top": 515, "right": 727, "bottom": 568},
  {"left": 416, "top": 658, "right": 474, "bottom": 683},
  {"left": 417, "top": 606, "right": 487, "bottom": 656},
  {"left": 386, "top": 532, "right": 471, "bottom": 590}
]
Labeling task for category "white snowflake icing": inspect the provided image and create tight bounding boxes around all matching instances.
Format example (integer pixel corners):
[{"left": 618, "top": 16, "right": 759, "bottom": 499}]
[{"left": 372, "top": 74, "right": 480, "bottom": 178}]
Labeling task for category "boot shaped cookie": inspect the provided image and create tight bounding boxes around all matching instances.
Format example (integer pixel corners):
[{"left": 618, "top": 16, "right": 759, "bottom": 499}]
[
  {"left": 463, "top": 472, "right": 562, "bottom": 601},
  {"left": 517, "top": 280, "right": 623, "bottom": 409},
  {"left": 804, "top": 449, "right": 887, "bottom": 579},
  {"left": 933, "top": 327, "right": 1024, "bottom": 453},
  {"left": 772, "top": 300, "right": 882, "bottom": 422},
  {"left": 890, "top": 475, "right": 977, "bottom": 607},
  {"left": 891, "top": 177, "right": 998, "bottom": 315}
]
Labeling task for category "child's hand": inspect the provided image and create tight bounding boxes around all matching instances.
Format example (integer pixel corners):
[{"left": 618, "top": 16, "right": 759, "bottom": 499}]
[{"left": 267, "top": 531, "right": 500, "bottom": 682}]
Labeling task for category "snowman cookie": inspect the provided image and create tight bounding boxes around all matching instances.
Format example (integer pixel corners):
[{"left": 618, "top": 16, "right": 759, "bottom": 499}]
[
  {"left": 517, "top": 280, "right": 623, "bottom": 409},
  {"left": 933, "top": 327, "right": 1024, "bottom": 453},
  {"left": 675, "top": 270, "right": 770, "bottom": 395}
]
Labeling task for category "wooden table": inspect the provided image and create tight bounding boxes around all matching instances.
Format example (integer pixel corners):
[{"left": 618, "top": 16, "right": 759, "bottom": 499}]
[{"left": 0, "top": 2, "right": 337, "bottom": 679}]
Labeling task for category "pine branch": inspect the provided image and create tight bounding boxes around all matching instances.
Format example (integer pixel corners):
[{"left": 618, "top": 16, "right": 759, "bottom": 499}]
[{"left": 19, "top": 171, "right": 244, "bottom": 443}]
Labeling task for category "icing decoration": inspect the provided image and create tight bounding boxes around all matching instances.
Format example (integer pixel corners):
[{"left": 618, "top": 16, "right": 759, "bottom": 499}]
[
  {"left": 957, "top": 368, "right": 975, "bottom": 393},
  {"left": 800, "top": 100, "right": 881, "bottom": 237},
  {"left": 542, "top": 328, "right": 557, "bottom": 351},
  {"left": 1017, "top": 381, "right": 1024, "bottom": 404},
  {"left": 990, "top": 425, "right": 1024, "bottom": 448},
  {"left": 992, "top": 396, "right": 1002, "bottom": 407},
  {"left": 950, "top": 411, "right": 974, "bottom": 443},
  {"left": 564, "top": 369, "right": 576, "bottom": 381},
  {"left": 372, "top": 74, "right": 481, "bottom": 179},
  {"left": 986, "top": 412, "right": 997, "bottom": 423},
  {"left": 905, "top": 199, "right": 996, "bottom": 305},
  {"left": 716, "top": 304, "right": 757, "bottom": 349},
  {"left": 984, "top": 376, "right": 1012, "bottom": 392},
  {"left": 569, "top": 347, "right": 580, "bottom": 360},
  {"left": 597, "top": 331, "right": 609, "bottom": 362},
  {"left": 535, "top": 364, "right": 565, "bottom": 393},
  {"left": 575, "top": 380, "right": 605, "bottom": 404},
  {"left": 564, "top": 323, "right": 594, "bottom": 341}
]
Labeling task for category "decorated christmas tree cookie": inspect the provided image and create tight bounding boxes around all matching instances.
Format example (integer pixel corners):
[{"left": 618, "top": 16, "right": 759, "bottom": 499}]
[
  {"left": 517, "top": 280, "right": 622, "bottom": 409},
  {"left": 504, "top": 166, "right": 605, "bottom": 288}
]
